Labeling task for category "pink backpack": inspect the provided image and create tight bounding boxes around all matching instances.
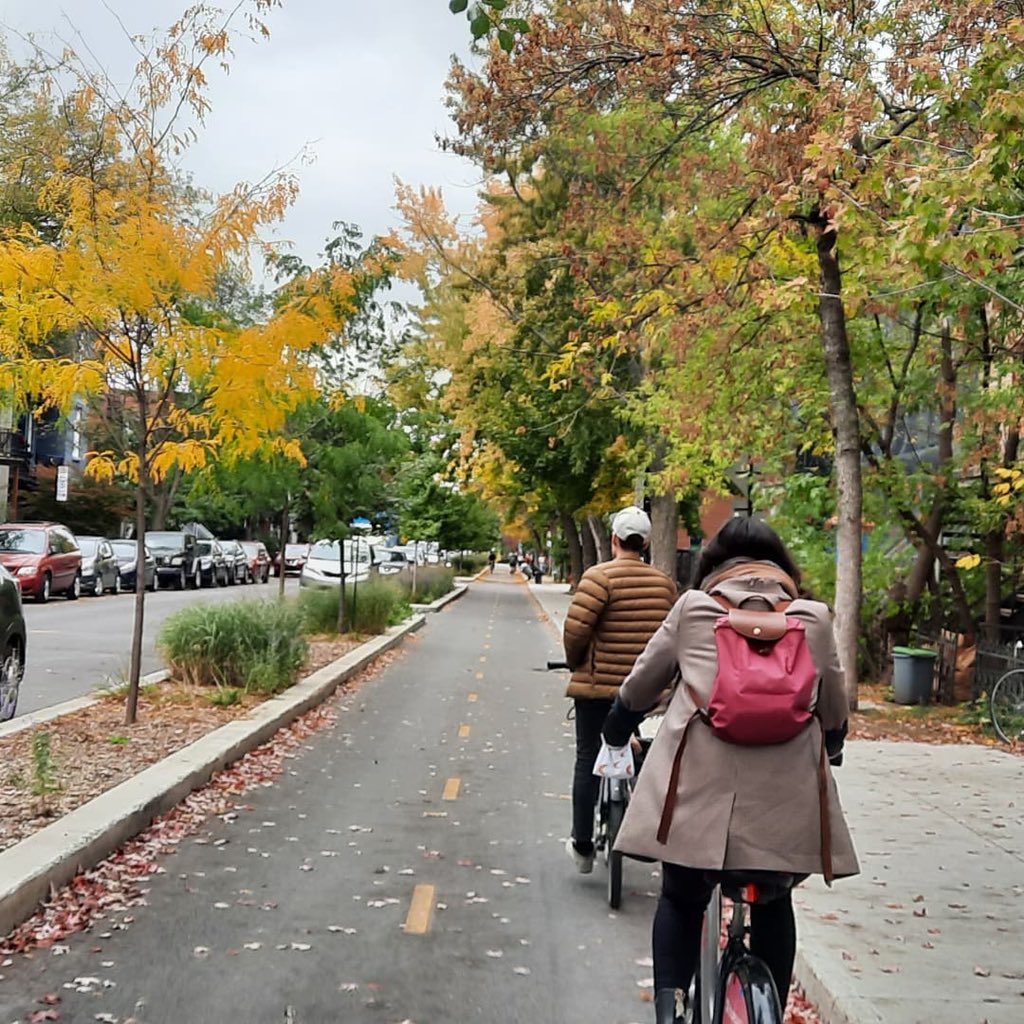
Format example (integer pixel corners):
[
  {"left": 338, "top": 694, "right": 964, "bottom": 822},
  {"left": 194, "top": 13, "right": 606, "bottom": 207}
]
[{"left": 704, "top": 601, "right": 817, "bottom": 745}]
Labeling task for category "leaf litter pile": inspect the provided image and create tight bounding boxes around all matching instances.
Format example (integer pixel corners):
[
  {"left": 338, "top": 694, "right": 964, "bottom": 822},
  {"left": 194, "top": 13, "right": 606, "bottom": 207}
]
[{"left": 0, "top": 638, "right": 359, "bottom": 855}]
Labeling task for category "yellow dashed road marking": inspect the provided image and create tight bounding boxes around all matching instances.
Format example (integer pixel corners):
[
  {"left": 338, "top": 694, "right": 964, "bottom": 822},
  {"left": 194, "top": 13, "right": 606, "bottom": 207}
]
[
  {"left": 443, "top": 777, "right": 461, "bottom": 801},
  {"left": 474, "top": 671, "right": 484, "bottom": 680},
  {"left": 404, "top": 884, "right": 436, "bottom": 935},
  {"left": 458, "top": 724, "right": 471, "bottom": 739},
  {"left": 468, "top": 692, "right": 479, "bottom": 702},
  {"left": 479, "top": 656, "right": 487, "bottom": 663}
]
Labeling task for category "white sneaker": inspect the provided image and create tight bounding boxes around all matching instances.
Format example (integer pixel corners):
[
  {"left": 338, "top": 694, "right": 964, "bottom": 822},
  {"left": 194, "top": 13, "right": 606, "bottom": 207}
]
[{"left": 566, "top": 838, "right": 595, "bottom": 874}]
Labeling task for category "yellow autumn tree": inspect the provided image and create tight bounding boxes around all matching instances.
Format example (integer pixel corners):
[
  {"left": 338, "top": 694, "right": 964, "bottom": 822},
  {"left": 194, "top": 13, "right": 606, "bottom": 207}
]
[{"left": 0, "top": 3, "right": 358, "bottom": 723}]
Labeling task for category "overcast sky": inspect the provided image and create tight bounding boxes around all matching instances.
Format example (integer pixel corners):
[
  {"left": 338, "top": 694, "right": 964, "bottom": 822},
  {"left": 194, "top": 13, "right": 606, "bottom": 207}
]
[{"left": 1, "top": 0, "right": 483, "bottom": 272}]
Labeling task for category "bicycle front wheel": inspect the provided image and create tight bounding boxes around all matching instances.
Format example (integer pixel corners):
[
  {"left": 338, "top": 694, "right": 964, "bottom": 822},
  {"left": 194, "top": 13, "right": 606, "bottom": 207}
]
[
  {"left": 990, "top": 669, "right": 1024, "bottom": 744},
  {"left": 717, "top": 955, "right": 783, "bottom": 1024}
]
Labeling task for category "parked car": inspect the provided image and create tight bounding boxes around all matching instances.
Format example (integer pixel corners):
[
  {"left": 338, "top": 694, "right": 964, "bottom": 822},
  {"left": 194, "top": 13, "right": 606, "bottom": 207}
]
[
  {"left": 77, "top": 536, "right": 122, "bottom": 596},
  {"left": 110, "top": 539, "right": 157, "bottom": 592},
  {"left": 372, "top": 547, "right": 410, "bottom": 577},
  {"left": 195, "top": 540, "right": 230, "bottom": 587},
  {"left": 147, "top": 530, "right": 201, "bottom": 590},
  {"left": 274, "top": 542, "right": 311, "bottom": 578},
  {"left": 219, "top": 540, "right": 250, "bottom": 584},
  {"left": 0, "top": 522, "right": 81, "bottom": 602},
  {"left": 239, "top": 541, "right": 271, "bottom": 583},
  {"left": 0, "top": 563, "right": 27, "bottom": 722},
  {"left": 299, "top": 538, "right": 373, "bottom": 590}
]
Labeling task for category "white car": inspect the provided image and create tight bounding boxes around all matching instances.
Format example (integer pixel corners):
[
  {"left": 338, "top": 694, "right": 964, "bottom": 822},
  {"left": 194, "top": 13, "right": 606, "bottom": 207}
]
[
  {"left": 372, "top": 548, "right": 409, "bottom": 577},
  {"left": 299, "top": 539, "right": 373, "bottom": 590}
]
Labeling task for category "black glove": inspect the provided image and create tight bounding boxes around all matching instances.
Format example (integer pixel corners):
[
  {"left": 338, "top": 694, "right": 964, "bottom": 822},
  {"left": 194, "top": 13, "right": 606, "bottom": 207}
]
[
  {"left": 602, "top": 694, "right": 645, "bottom": 748},
  {"left": 825, "top": 721, "right": 848, "bottom": 767}
]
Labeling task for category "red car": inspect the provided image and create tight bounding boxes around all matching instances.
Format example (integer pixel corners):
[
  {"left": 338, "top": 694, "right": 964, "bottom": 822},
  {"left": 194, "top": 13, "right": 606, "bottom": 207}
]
[
  {"left": 0, "top": 522, "right": 82, "bottom": 602},
  {"left": 239, "top": 541, "right": 272, "bottom": 583},
  {"left": 274, "top": 542, "right": 310, "bottom": 578}
]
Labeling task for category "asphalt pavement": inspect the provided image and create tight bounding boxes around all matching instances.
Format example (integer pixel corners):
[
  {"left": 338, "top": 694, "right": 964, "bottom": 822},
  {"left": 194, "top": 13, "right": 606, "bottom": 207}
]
[
  {"left": 528, "top": 579, "right": 1024, "bottom": 1024},
  {"left": 18, "top": 577, "right": 300, "bottom": 716},
  {"left": 0, "top": 573, "right": 665, "bottom": 1024}
]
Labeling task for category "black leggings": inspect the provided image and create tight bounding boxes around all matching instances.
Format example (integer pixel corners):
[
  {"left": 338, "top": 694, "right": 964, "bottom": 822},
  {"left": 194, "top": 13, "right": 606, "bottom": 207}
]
[{"left": 653, "top": 864, "right": 796, "bottom": 1007}]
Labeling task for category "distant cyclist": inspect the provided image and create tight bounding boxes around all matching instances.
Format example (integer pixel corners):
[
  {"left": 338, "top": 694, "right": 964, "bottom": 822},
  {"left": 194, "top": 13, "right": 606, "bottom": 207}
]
[
  {"left": 561, "top": 506, "right": 676, "bottom": 873},
  {"left": 602, "top": 518, "right": 858, "bottom": 1023},
  {"left": 508, "top": 551, "right": 518, "bottom": 574},
  {"left": 487, "top": 550, "right": 496, "bottom": 573}
]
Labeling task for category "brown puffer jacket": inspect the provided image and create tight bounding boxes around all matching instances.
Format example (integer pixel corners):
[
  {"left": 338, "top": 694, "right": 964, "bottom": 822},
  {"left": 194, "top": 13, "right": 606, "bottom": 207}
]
[{"left": 563, "top": 553, "right": 677, "bottom": 700}]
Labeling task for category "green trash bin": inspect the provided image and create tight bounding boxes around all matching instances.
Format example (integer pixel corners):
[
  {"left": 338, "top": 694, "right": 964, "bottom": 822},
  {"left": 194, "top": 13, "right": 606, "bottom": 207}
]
[{"left": 892, "top": 646, "right": 937, "bottom": 705}]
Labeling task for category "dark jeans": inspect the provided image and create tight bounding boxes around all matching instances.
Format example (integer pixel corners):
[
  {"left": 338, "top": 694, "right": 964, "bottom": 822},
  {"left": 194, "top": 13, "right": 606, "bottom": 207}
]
[
  {"left": 653, "top": 864, "right": 796, "bottom": 1007},
  {"left": 571, "top": 697, "right": 613, "bottom": 851}
]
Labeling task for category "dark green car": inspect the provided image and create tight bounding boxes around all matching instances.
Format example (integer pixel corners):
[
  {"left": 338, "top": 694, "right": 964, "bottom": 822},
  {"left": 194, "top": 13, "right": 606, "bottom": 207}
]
[{"left": 0, "top": 563, "right": 27, "bottom": 721}]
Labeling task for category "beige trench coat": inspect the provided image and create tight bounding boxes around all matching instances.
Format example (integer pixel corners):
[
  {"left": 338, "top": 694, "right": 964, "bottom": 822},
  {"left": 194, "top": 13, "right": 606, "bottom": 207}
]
[{"left": 614, "top": 571, "right": 859, "bottom": 879}]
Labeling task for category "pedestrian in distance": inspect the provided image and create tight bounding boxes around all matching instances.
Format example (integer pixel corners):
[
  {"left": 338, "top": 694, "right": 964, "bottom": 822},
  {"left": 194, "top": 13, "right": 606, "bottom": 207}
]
[
  {"left": 561, "top": 505, "right": 677, "bottom": 874},
  {"left": 601, "top": 517, "right": 858, "bottom": 1023},
  {"left": 508, "top": 551, "right": 518, "bottom": 574},
  {"left": 487, "top": 550, "right": 496, "bottom": 574}
]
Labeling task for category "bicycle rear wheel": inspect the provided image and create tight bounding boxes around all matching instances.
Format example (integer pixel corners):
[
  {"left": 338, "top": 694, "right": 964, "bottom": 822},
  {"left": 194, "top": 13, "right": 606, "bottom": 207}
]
[
  {"left": 990, "top": 669, "right": 1024, "bottom": 744},
  {"left": 717, "top": 955, "right": 783, "bottom": 1024}
]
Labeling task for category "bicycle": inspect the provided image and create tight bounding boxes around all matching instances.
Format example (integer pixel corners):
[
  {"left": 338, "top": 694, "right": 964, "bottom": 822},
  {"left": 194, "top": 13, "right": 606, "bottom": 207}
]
[
  {"left": 990, "top": 667, "right": 1024, "bottom": 744},
  {"left": 688, "top": 873, "right": 790, "bottom": 1024},
  {"left": 547, "top": 659, "right": 646, "bottom": 909}
]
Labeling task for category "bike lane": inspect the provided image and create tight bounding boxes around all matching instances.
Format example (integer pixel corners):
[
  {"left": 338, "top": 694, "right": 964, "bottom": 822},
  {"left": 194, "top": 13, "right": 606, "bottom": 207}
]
[{"left": 0, "top": 578, "right": 661, "bottom": 1024}]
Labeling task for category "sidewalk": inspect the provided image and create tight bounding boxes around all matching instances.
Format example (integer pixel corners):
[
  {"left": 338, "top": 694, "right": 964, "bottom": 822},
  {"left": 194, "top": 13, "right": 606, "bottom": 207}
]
[{"left": 527, "top": 582, "right": 1024, "bottom": 1024}]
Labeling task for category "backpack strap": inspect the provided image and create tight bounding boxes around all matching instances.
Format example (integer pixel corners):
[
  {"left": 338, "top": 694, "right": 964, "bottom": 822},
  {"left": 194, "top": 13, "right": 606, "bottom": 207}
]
[
  {"left": 818, "top": 730, "right": 835, "bottom": 886},
  {"left": 656, "top": 711, "right": 699, "bottom": 844}
]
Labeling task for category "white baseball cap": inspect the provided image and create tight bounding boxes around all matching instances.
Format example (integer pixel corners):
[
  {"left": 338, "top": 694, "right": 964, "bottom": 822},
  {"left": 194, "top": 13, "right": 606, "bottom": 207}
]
[{"left": 611, "top": 505, "right": 651, "bottom": 542}]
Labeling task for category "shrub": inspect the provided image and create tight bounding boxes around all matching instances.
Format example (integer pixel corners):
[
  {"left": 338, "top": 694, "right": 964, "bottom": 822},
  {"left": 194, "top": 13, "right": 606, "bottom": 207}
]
[
  {"left": 159, "top": 600, "right": 307, "bottom": 694},
  {"left": 451, "top": 552, "right": 488, "bottom": 573},
  {"left": 404, "top": 568, "right": 455, "bottom": 604},
  {"left": 297, "top": 579, "right": 411, "bottom": 636}
]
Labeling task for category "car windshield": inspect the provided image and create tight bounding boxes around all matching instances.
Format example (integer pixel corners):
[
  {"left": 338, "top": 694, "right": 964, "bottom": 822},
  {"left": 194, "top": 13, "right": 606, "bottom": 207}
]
[
  {"left": 111, "top": 541, "right": 137, "bottom": 557},
  {"left": 310, "top": 540, "right": 370, "bottom": 564},
  {"left": 197, "top": 542, "right": 212, "bottom": 555},
  {"left": 0, "top": 529, "right": 46, "bottom": 554},
  {"left": 285, "top": 544, "right": 308, "bottom": 557},
  {"left": 77, "top": 538, "right": 98, "bottom": 556},
  {"left": 147, "top": 532, "right": 184, "bottom": 548},
  {"left": 240, "top": 542, "right": 259, "bottom": 553}
]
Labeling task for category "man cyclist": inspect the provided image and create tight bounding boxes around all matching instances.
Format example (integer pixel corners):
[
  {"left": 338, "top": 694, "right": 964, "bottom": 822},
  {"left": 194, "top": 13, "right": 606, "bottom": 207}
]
[{"left": 561, "top": 505, "right": 676, "bottom": 872}]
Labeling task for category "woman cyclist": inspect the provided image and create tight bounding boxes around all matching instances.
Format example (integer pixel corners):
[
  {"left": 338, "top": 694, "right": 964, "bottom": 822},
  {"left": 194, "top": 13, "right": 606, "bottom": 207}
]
[{"left": 602, "top": 518, "right": 859, "bottom": 1023}]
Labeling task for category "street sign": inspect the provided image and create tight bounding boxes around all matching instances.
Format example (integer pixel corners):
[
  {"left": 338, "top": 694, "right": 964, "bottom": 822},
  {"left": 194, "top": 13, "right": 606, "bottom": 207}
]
[{"left": 55, "top": 465, "right": 69, "bottom": 502}]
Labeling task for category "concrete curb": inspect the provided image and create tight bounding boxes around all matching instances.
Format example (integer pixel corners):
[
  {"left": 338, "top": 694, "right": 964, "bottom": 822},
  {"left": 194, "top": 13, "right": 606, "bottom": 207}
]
[
  {"left": 0, "top": 615, "right": 426, "bottom": 939},
  {"left": 0, "top": 670, "right": 171, "bottom": 742},
  {"left": 411, "top": 583, "right": 469, "bottom": 614},
  {"left": 794, "top": 928, "right": 885, "bottom": 1024}
]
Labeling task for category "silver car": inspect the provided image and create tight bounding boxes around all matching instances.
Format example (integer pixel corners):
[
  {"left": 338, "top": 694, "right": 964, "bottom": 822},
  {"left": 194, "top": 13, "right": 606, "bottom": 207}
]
[{"left": 299, "top": 539, "right": 374, "bottom": 590}]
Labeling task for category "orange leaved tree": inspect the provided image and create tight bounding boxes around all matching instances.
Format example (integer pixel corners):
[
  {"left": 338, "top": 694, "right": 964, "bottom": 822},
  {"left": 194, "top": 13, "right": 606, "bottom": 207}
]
[{"left": 0, "top": 3, "right": 358, "bottom": 723}]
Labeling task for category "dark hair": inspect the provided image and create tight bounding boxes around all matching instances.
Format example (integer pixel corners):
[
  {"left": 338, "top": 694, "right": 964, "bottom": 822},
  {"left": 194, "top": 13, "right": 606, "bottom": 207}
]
[
  {"left": 618, "top": 533, "right": 646, "bottom": 553},
  {"left": 692, "top": 517, "right": 801, "bottom": 589}
]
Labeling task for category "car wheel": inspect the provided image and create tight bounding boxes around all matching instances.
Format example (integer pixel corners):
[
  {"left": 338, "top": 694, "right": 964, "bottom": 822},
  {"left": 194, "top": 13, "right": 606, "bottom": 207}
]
[
  {"left": 174, "top": 568, "right": 185, "bottom": 590},
  {"left": 93, "top": 574, "right": 104, "bottom": 597},
  {"left": 262, "top": 568, "right": 269, "bottom": 583},
  {"left": 37, "top": 573, "right": 51, "bottom": 604},
  {"left": 113, "top": 572, "right": 122, "bottom": 595},
  {"left": 66, "top": 573, "right": 80, "bottom": 601},
  {"left": 147, "top": 573, "right": 157, "bottom": 592},
  {"left": 193, "top": 567, "right": 203, "bottom": 590},
  {"left": 0, "top": 640, "right": 23, "bottom": 722}
]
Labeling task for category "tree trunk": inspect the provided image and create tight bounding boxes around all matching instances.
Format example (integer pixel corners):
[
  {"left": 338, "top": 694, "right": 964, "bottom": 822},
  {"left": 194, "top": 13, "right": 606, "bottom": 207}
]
[
  {"left": 278, "top": 502, "right": 289, "bottom": 599},
  {"left": 816, "top": 222, "right": 862, "bottom": 709},
  {"left": 337, "top": 539, "right": 348, "bottom": 633},
  {"left": 125, "top": 429, "right": 148, "bottom": 726},
  {"left": 588, "top": 514, "right": 611, "bottom": 563},
  {"left": 560, "top": 511, "right": 583, "bottom": 589},
  {"left": 649, "top": 491, "right": 678, "bottom": 581},
  {"left": 580, "top": 515, "right": 598, "bottom": 571}
]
